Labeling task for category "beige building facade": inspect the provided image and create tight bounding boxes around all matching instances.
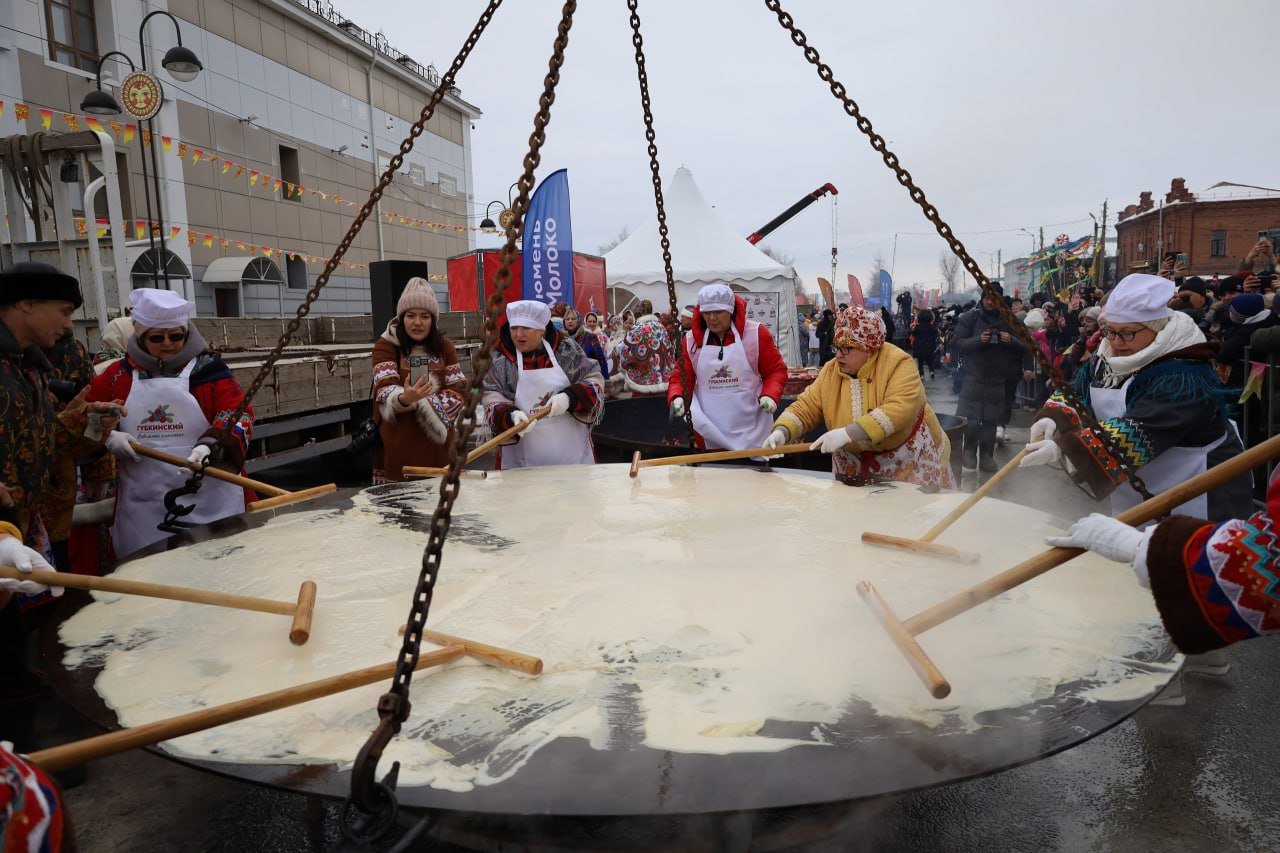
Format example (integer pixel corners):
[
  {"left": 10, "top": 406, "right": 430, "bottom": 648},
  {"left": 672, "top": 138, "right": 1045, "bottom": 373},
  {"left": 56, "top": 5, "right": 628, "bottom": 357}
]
[{"left": 1, "top": 0, "right": 480, "bottom": 317}]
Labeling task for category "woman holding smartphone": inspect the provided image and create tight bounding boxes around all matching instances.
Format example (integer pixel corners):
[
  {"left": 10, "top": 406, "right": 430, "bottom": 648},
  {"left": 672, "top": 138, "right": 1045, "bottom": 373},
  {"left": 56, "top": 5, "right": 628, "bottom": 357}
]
[{"left": 371, "top": 278, "right": 467, "bottom": 483}]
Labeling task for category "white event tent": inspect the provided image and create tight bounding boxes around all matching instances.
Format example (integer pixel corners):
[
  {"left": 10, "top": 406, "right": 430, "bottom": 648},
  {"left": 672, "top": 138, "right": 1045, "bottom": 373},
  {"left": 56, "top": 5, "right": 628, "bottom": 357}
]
[{"left": 604, "top": 167, "right": 802, "bottom": 364}]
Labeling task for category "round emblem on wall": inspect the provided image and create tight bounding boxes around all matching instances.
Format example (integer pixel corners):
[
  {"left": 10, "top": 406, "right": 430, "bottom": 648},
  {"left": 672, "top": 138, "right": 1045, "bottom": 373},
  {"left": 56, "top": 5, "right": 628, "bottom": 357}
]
[
  {"left": 120, "top": 71, "right": 165, "bottom": 121},
  {"left": 498, "top": 208, "right": 516, "bottom": 230}
]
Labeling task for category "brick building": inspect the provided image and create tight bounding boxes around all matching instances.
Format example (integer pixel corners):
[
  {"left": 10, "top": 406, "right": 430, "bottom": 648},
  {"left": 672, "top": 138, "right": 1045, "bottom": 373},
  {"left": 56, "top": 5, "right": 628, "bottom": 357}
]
[{"left": 1115, "top": 178, "right": 1280, "bottom": 277}]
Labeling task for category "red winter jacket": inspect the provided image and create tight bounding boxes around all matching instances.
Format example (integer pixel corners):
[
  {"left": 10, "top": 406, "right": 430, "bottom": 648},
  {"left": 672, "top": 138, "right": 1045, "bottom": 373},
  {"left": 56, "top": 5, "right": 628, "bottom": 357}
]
[{"left": 667, "top": 294, "right": 788, "bottom": 405}]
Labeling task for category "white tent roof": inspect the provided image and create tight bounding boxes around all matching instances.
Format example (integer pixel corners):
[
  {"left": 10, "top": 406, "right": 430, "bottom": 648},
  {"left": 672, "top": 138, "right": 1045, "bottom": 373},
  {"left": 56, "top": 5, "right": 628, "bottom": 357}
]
[
  {"left": 605, "top": 167, "right": 795, "bottom": 287},
  {"left": 605, "top": 167, "right": 802, "bottom": 364}
]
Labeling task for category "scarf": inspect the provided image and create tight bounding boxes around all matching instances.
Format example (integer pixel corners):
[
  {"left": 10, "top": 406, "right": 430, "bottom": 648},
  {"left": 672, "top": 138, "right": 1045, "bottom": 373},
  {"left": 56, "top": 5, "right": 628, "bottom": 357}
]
[
  {"left": 1097, "top": 311, "right": 1205, "bottom": 388},
  {"left": 126, "top": 324, "right": 208, "bottom": 377}
]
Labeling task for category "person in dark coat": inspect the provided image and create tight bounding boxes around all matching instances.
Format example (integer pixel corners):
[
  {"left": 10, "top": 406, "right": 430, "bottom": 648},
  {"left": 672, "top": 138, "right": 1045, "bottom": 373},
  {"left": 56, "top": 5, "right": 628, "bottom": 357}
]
[
  {"left": 816, "top": 309, "right": 835, "bottom": 365},
  {"left": 880, "top": 307, "right": 897, "bottom": 349},
  {"left": 910, "top": 309, "right": 939, "bottom": 378},
  {"left": 952, "top": 285, "right": 1032, "bottom": 472}
]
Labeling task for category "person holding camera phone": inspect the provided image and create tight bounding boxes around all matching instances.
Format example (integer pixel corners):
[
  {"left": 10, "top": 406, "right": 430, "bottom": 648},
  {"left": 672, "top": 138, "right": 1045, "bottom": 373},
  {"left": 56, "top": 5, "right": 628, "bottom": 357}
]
[{"left": 370, "top": 278, "right": 467, "bottom": 483}]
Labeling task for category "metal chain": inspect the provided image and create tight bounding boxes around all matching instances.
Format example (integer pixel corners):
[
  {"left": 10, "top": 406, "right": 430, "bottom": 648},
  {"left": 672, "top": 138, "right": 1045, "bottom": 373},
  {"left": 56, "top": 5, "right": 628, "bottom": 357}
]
[
  {"left": 224, "top": 0, "right": 505, "bottom": 432},
  {"left": 346, "top": 0, "right": 578, "bottom": 823},
  {"left": 626, "top": 0, "right": 694, "bottom": 444},
  {"left": 763, "top": 0, "right": 1152, "bottom": 500}
]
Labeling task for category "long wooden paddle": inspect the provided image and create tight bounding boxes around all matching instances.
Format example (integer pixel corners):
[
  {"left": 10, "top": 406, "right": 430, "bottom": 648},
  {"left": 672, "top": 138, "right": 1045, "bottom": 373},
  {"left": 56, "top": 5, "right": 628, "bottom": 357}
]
[
  {"left": 628, "top": 442, "right": 814, "bottom": 478},
  {"left": 860, "top": 448, "right": 1030, "bottom": 563},
  {"left": 130, "top": 441, "right": 337, "bottom": 510},
  {"left": 0, "top": 567, "right": 317, "bottom": 645},
  {"left": 403, "top": 407, "right": 551, "bottom": 478}
]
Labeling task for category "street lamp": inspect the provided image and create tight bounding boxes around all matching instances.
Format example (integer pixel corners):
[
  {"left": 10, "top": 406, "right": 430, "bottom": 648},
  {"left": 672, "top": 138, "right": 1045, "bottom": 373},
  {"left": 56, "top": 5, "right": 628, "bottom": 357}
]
[
  {"left": 78, "top": 11, "right": 202, "bottom": 291},
  {"left": 478, "top": 200, "right": 505, "bottom": 230}
]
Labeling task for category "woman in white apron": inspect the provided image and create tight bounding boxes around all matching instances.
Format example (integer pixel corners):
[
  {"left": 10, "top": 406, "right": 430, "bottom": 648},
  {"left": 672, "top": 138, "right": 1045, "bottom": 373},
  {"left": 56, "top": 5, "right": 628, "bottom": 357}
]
[
  {"left": 481, "top": 300, "right": 604, "bottom": 469},
  {"left": 90, "top": 289, "right": 250, "bottom": 559},
  {"left": 1020, "top": 274, "right": 1252, "bottom": 525},
  {"left": 666, "top": 284, "right": 787, "bottom": 452}
]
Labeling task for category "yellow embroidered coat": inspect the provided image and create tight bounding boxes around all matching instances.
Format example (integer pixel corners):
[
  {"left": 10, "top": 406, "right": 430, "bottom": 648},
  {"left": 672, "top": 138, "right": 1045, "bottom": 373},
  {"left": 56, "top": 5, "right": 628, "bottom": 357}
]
[{"left": 773, "top": 343, "right": 953, "bottom": 486}]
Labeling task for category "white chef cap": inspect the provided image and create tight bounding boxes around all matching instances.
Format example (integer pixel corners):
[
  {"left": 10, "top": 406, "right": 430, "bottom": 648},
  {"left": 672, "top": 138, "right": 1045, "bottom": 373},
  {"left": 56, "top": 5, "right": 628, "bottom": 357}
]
[
  {"left": 129, "top": 288, "right": 194, "bottom": 330},
  {"left": 506, "top": 299, "right": 552, "bottom": 330},
  {"left": 1101, "top": 275, "right": 1175, "bottom": 324},
  {"left": 697, "top": 284, "right": 734, "bottom": 314}
]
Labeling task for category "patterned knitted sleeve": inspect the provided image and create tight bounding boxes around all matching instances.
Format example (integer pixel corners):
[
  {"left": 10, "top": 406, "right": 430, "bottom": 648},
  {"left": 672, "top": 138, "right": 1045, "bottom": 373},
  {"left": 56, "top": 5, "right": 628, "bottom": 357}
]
[
  {"left": 1144, "top": 512, "right": 1280, "bottom": 653},
  {"left": 371, "top": 339, "right": 404, "bottom": 410}
]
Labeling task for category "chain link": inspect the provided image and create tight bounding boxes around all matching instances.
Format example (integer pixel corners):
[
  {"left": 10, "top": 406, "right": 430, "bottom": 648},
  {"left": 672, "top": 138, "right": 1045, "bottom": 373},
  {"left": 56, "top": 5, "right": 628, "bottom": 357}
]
[
  {"left": 626, "top": 0, "right": 694, "bottom": 443},
  {"left": 224, "top": 1, "right": 504, "bottom": 431},
  {"left": 347, "top": 0, "right": 579, "bottom": 819},
  {"left": 763, "top": 0, "right": 1152, "bottom": 500}
]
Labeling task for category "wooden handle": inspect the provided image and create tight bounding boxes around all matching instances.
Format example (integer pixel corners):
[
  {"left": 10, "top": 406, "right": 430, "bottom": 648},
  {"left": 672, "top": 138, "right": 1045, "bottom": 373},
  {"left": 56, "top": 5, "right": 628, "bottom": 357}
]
[
  {"left": 636, "top": 442, "right": 813, "bottom": 470},
  {"left": 919, "top": 448, "right": 1029, "bottom": 542},
  {"left": 288, "top": 581, "right": 318, "bottom": 646},
  {"left": 130, "top": 442, "right": 288, "bottom": 497},
  {"left": 629, "top": 450, "right": 642, "bottom": 479},
  {"left": 465, "top": 406, "right": 551, "bottom": 463},
  {"left": 901, "top": 431, "right": 1280, "bottom": 637},
  {"left": 859, "top": 532, "right": 979, "bottom": 564},
  {"left": 0, "top": 566, "right": 294, "bottom": 616},
  {"left": 401, "top": 467, "right": 488, "bottom": 479},
  {"left": 28, "top": 645, "right": 465, "bottom": 773},
  {"left": 858, "top": 581, "right": 951, "bottom": 699},
  {"left": 396, "top": 624, "right": 543, "bottom": 675},
  {"left": 246, "top": 483, "right": 337, "bottom": 512}
]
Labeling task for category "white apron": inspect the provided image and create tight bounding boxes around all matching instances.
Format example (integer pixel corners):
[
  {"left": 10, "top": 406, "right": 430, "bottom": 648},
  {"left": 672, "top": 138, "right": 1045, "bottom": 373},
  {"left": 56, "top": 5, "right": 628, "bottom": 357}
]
[
  {"left": 1090, "top": 378, "right": 1228, "bottom": 522},
  {"left": 503, "top": 340, "right": 594, "bottom": 468},
  {"left": 112, "top": 360, "right": 246, "bottom": 558},
  {"left": 689, "top": 325, "right": 773, "bottom": 451}
]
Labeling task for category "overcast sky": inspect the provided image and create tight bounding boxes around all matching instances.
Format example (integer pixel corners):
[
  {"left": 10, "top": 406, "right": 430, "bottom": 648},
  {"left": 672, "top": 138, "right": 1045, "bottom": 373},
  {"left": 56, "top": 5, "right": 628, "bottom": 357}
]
[{"left": 354, "top": 0, "right": 1279, "bottom": 301}]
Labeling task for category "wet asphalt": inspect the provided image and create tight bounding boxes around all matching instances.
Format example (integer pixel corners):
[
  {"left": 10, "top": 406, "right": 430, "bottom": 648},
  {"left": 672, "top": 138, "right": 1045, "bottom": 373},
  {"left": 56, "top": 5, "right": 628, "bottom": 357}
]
[{"left": 54, "top": 372, "right": 1280, "bottom": 851}]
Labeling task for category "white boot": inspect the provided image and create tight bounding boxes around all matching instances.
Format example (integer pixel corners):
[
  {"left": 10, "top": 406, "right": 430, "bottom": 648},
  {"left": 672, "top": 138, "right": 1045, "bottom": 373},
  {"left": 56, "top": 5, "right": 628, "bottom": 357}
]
[
  {"left": 1149, "top": 668, "right": 1186, "bottom": 707},
  {"left": 1184, "top": 648, "right": 1231, "bottom": 676}
]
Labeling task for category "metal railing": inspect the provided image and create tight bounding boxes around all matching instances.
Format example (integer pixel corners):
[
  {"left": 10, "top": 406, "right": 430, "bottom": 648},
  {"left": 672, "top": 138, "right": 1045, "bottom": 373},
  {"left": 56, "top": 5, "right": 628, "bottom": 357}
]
[{"left": 286, "top": 0, "right": 446, "bottom": 89}]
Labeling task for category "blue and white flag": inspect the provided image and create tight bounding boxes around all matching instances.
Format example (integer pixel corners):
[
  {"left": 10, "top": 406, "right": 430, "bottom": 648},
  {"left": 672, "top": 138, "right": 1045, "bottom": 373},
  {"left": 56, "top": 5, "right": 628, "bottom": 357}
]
[
  {"left": 522, "top": 169, "right": 574, "bottom": 307},
  {"left": 878, "top": 268, "right": 893, "bottom": 304}
]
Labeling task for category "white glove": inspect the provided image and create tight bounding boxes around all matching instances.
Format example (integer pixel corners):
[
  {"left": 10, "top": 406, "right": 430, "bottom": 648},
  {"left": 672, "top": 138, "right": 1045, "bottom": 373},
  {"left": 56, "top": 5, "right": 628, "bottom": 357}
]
[
  {"left": 758, "top": 396, "right": 777, "bottom": 414},
  {"left": 1045, "top": 512, "right": 1142, "bottom": 563},
  {"left": 0, "top": 536, "right": 59, "bottom": 596},
  {"left": 539, "top": 392, "right": 570, "bottom": 418},
  {"left": 811, "top": 427, "right": 853, "bottom": 454},
  {"left": 105, "top": 430, "right": 139, "bottom": 461},
  {"left": 1029, "top": 417, "right": 1058, "bottom": 443},
  {"left": 1019, "top": 439, "right": 1062, "bottom": 468},
  {"left": 762, "top": 428, "right": 789, "bottom": 459},
  {"left": 670, "top": 398, "right": 686, "bottom": 419},
  {"left": 187, "top": 444, "right": 212, "bottom": 466},
  {"left": 510, "top": 410, "right": 536, "bottom": 435}
]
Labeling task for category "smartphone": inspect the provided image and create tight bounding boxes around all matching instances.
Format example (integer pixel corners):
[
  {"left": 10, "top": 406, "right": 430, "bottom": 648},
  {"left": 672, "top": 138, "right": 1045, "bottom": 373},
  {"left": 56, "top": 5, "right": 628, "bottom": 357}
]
[
  {"left": 408, "top": 355, "right": 431, "bottom": 385},
  {"left": 1175, "top": 252, "right": 1187, "bottom": 266},
  {"left": 1260, "top": 230, "right": 1271, "bottom": 240}
]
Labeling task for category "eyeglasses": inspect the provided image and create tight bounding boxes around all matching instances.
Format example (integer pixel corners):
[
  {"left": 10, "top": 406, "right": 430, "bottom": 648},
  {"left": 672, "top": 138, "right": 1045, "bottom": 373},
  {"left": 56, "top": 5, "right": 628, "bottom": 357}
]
[
  {"left": 1099, "top": 327, "right": 1145, "bottom": 342},
  {"left": 835, "top": 345, "right": 858, "bottom": 356},
  {"left": 144, "top": 332, "right": 187, "bottom": 344}
]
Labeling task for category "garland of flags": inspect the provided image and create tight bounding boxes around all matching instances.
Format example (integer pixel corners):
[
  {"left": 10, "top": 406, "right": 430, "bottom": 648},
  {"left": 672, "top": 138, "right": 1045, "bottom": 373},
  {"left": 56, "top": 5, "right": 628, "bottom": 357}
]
[
  {"left": 0, "top": 98, "right": 494, "bottom": 238},
  {"left": 69, "top": 216, "right": 448, "bottom": 281}
]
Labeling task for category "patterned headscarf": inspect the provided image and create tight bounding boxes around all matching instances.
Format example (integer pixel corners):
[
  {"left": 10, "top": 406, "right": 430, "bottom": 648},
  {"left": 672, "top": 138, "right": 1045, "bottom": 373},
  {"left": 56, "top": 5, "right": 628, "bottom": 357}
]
[{"left": 833, "top": 304, "right": 886, "bottom": 352}]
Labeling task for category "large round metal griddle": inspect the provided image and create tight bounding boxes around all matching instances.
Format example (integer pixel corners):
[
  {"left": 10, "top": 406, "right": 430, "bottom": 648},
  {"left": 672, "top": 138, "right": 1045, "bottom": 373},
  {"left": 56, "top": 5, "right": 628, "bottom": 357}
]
[{"left": 44, "top": 468, "right": 1175, "bottom": 818}]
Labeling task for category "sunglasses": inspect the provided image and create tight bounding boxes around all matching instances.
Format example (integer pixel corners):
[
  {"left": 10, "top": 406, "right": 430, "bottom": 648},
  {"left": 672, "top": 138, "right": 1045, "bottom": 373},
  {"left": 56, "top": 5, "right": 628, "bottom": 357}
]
[{"left": 145, "top": 332, "right": 187, "bottom": 344}]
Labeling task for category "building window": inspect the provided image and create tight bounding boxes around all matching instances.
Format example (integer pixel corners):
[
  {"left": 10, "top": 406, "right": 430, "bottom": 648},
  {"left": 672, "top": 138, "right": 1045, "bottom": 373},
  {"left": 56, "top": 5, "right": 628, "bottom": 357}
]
[
  {"left": 1210, "top": 230, "right": 1226, "bottom": 257},
  {"left": 409, "top": 165, "right": 426, "bottom": 187},
  {"left": 44, "top": 0, "right": 99, "bottom": 73},
  {"left": 286, "top": 255, "right": 308, "bottom": 290},
  {"left": 438, "top": 173, "right": 457, "bottom": 197},
  {"left": 279, "top": 145, "right": 301, "bottom": 203}
]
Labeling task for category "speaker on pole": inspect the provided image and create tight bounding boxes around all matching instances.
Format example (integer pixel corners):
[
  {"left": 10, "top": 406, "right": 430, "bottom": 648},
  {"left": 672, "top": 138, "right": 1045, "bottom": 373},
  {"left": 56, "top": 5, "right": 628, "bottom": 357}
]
[{"left": 369, "top": 260, "right": 430, "bottom": 337}]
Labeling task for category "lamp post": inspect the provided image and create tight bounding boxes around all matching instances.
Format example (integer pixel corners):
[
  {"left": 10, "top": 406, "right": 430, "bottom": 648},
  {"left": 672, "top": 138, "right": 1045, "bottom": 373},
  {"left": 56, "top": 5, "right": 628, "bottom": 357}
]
[
  {"left": 79, "top": 10, "right": 202, "bottom": 291},
  {"left": 478, "top": 200, "right": 506, "bottom": 231}
]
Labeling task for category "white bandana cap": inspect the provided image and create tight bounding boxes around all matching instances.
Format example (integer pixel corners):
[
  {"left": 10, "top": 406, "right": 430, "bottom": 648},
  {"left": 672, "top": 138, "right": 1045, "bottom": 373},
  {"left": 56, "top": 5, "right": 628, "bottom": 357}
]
[{"left": 507, "top": 299, "right": 551, "bottom": 330}]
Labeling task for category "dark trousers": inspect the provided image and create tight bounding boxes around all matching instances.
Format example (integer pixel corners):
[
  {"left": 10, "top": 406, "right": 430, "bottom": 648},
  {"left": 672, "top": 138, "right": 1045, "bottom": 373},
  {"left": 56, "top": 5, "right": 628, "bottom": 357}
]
[{"left": 963, "top": 419, "right": 998, "bottom": 466}]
